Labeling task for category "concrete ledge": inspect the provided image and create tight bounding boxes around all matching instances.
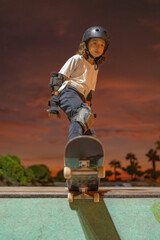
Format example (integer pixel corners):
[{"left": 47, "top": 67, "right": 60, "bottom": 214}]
[{"left": 0, "top": 186, "right": 160, "bottom": 198}]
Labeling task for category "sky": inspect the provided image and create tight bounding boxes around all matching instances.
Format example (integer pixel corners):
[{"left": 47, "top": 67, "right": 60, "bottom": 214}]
[{"left": 0, "top": 0, "right": 160, "bottom": 177}]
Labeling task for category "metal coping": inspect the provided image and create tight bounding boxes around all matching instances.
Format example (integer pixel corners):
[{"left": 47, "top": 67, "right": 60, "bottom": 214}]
[{"left": 0, "top": 187, "right": 160, "bottom": 198}]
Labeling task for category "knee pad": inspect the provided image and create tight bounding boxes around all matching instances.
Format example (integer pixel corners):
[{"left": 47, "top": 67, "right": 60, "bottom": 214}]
[{"left": 71, "top": 103, "right": 95, "bottom": 133}]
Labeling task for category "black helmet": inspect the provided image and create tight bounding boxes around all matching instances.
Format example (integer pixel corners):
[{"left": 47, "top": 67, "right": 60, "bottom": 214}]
[{"left": 82, "top": 26, "right": 110, "bottom": 53}]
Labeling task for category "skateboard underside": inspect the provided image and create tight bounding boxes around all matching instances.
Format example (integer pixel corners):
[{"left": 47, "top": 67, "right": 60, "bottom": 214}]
[{"left": 64, "top": 136, "right": 105, "bottom": 202}]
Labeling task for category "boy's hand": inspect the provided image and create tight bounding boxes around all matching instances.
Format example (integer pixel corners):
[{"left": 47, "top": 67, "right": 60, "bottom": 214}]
[
  {"left": 47, "top": 109, "right": 61, "bottom": 119},
  {"left": 47, "top": 111, "right": 61, "bottom": 119},
  {"left": 47, "top": 94, "right": 61, "bottom": 119},
  {"left": 86, "top": 100, "right": 91, "bottom": 107}
]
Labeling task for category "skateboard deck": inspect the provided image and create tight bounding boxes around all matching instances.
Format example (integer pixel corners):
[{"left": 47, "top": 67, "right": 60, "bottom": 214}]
[{"left": 64, "top": 136, "right": 105, "bottom": 202}]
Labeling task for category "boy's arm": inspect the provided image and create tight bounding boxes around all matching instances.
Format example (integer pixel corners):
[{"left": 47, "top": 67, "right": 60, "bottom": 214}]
[{"left": 47, "top": 72, "right": 66, "bottom": 119}]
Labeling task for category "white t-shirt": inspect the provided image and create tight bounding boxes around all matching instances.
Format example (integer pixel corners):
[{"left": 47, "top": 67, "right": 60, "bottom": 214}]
[{"left": 58, "top": 54, "right": 99, "bottom": 98}]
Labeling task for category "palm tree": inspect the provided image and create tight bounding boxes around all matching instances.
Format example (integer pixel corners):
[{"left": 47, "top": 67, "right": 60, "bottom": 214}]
[
  {"left": 124, "top": 153, "right": 143, "bottom": 180},
  {"left": 123, "top": 161, "right": 142, "bottom": 180},
  {"left": 130, "top": 162, "right": 142, "bottom": 180},
  {"left": 105, "top": 170, "right": 113, "bottom": 181},
  {"left": 125, "top": 153, "right": 137, "bottom": 165},
  {"left": 109, "top": 160, "right": 121, "bottom": 181},
  {"left": 155, "top": 137, "right": 160, "bottom": 151},
  {"left": 146, "top": 149, "right": 160, "bottom": 179}
]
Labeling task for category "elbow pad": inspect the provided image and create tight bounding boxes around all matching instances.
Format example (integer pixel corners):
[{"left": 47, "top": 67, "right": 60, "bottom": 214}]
[{"left": 48, "top": 72, "right": 64, "bottom": 91}]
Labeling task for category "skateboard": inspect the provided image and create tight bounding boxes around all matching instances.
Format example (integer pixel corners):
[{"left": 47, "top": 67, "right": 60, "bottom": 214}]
[{"left": 64, "top": 136, "right": 105, "bottom": 203}]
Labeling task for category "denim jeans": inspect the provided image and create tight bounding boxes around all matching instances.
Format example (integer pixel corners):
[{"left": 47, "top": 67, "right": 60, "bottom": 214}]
[{"left": 59, "top": 85, "right": 96, "bottom": 139}]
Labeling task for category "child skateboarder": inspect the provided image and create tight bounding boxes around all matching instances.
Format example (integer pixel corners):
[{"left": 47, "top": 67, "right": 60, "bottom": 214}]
[{"left": 47, "top": 26, "right": 110, "bottom": 140}]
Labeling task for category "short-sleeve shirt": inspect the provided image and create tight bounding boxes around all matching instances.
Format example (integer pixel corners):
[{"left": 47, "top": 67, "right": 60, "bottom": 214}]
[{"left": 58, "top": 54, "right": 99, "bottom": 98}]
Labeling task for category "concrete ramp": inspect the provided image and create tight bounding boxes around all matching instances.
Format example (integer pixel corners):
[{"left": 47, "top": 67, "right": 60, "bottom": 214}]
[{"left": 0, "top": 187, "right": 160, "bottom": 240}]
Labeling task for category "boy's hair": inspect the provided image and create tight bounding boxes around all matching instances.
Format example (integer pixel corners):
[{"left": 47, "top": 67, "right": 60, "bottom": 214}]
[{"left": 76, "top": 42, "right": 105, "bottom": 65}]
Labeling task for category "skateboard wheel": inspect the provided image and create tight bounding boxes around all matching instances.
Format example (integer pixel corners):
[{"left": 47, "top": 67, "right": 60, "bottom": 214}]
[
  {"left": 94, "top": 193, "right": 100, "bottom": 203},
  {"left": 98, "top": 166, "right": 105, "bottom": 178},
  {"left": 64, "top": 167, "right": 72, "bottom": 179},
  {"left": 68, "top": 193, "right": 73, "bottom": 202}
]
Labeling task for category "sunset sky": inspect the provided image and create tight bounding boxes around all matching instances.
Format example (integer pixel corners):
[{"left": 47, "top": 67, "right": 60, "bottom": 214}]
[{"left": 0, "top": 0, "right": 160, "bottom": 176}]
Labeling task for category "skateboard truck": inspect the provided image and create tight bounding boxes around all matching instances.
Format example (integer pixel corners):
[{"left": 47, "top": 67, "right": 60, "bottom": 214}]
[
  {"left": 79, "top": 160, "right": 90, "bottom": 168},
  {"left": 68, "top": 191, "right": 100, "bottom": 203},
  {"left": 80, "top": 187, "right": 88, "bottom": 193}
]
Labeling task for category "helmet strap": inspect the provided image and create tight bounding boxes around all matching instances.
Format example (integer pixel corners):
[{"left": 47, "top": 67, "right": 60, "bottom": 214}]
[
  {"left": 94, "top": 59, "right": 98, "bottom": 70},
  {"left": 86, "top": 49, "right": 101, "bottom": 70}
]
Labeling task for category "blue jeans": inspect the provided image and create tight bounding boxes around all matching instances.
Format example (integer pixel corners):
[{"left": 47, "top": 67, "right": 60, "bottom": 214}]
[{"left": 59, "top": 85, "right": 96, "bottom": 139}]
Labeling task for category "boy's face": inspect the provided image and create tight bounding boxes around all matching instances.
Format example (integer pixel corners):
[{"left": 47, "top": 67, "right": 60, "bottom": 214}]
[{"left": 88, "top": 38, "right": 105, "bottom": 58}]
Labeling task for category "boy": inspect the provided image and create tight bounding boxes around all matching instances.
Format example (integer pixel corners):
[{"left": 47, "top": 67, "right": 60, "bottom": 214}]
[{"left": 47, "top": 26, "right": 110, "bottom": 139}]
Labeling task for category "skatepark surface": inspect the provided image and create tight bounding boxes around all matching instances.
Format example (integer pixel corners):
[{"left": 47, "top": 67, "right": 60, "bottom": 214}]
[{"left": 0, "top": 187, "right": 160, "bottom": 240}]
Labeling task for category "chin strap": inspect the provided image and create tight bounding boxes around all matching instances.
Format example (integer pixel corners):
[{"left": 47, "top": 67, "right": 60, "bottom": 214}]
[
  {"left": 86, "top": 49, "right": 101, "bottom": 70},
  {"left": 93, "top": 59, "right": 98, "bottom": 70}
]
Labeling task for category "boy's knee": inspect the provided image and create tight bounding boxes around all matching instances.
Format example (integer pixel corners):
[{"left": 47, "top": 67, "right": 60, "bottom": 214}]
[{"left": 71, "top": 103, "right": 95, "bottom": 133}]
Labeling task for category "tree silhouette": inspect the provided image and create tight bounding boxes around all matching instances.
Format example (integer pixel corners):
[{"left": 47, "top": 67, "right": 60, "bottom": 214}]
[
  {"left": 144, "top": 169, "right": 156, "bottom": 180},
  {"left": 109, "top": 160, "right": 121, "bottom": 181},
  {"left": 0, "top": 154, "right": 35, "bottom": 185},
  {"left": 125, "top": 153, "right": 137, "bottom": 165},
  {"left": 28, "top": 164, "right": 53, "bottom": 184},
  {"left": 146, "top": 149, "right": 160, "bottom": 179},
  {"left": 123, "top": 161, "right": 142, "bottom": 180},
  {"left": 105, "top": 170, "right": 113, "bottom": 180},
  {"left": 155, "top": 138, "right": 160, "bottom": 151},
  {"left": 123, "top": 153, "right": 143, "bottom": 180},
  {"left": 54, "top": 169, "right": 65, "bottom": 182}
]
